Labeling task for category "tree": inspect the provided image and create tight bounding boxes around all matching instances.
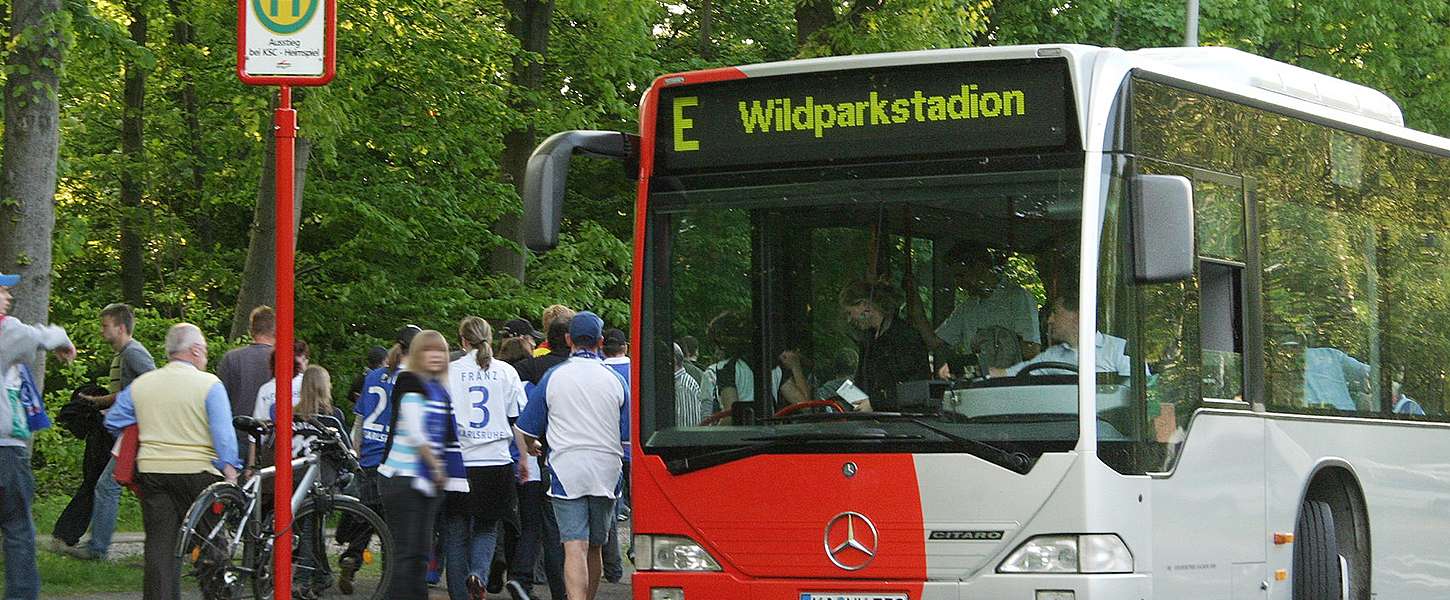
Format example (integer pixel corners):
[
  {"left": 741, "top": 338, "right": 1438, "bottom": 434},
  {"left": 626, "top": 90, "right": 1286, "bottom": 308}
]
[
  {"left": 118, "top": 0, "right": 148, "bottom": 306},
  {"left": 0, "top": 0, "right": 69, "bottom": 389},
  {"left": 230, "top": 107, "right": 312, "bottom": 340},
  {"left": 493, "top": 0, "right": 555, "bottom": 281}
]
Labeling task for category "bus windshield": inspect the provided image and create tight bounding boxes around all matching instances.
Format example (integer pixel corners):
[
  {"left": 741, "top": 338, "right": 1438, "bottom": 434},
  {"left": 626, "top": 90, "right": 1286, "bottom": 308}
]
[{"left": 642, "top": 155, "right": 1096, "bottom": 472}]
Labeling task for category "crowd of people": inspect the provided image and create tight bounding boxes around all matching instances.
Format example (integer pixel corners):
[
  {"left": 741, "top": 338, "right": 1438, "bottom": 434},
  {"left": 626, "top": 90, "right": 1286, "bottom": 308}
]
[{"left": 0, "top": 269, "right": 631, "bottom": 600}]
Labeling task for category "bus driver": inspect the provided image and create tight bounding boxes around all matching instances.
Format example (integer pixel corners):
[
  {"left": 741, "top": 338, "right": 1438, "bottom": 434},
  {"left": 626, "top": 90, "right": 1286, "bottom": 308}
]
[{"left": 997, "top": 287, "right": 1132, "bottom": 378}]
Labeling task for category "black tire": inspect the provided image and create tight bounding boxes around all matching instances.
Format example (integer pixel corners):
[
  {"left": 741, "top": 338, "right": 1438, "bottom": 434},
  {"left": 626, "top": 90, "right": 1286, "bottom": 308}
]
[
  {"left": 178, "top": 482, "right": 258, "bottom": 600},
  {"left": 254, "top": 497, "right": 394, "bottom": 600},
  {"left": 1293, "top": 499, "right": 1343, "bottom": 600}
]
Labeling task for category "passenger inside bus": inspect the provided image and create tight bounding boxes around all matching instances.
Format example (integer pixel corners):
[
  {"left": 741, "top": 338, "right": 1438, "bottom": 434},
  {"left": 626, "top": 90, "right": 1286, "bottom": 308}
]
[
  {"left": 996, "top": 287, "right": 1133, "bottom": 377},
  {"left": 908, "top": 241, "right": 1041, "bottom": 379},
  {"left": 700, "top": 311, "right": 754, "bottom": 417},
  {"left": 838, "top": 278, "right": 931, "bottom": 412}
]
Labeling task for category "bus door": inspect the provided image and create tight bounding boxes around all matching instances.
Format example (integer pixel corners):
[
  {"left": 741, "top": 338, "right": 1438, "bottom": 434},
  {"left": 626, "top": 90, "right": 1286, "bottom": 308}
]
[{"left": 1110, "top": 158, "right": 1268, "bottom": 599}]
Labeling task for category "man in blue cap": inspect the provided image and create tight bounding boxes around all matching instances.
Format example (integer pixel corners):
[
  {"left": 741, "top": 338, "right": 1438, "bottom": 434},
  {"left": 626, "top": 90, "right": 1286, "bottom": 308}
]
[
  {"left": 515, "top": 311, "right": 628, "bottom": 600},
  {"left": 0, "top": 272, "right": 76, "bottom": 600}
]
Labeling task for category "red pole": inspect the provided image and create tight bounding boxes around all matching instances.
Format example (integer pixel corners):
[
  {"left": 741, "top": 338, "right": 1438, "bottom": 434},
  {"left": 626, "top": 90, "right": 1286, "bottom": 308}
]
[{"left": 273, "top": 84, "right": 297, "bottom": 600}]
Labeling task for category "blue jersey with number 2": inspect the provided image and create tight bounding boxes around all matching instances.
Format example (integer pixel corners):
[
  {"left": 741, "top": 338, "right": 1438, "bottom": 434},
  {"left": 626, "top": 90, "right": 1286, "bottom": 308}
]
[{"left": 354, "top": 367, "right": 397, "bottom": 468}]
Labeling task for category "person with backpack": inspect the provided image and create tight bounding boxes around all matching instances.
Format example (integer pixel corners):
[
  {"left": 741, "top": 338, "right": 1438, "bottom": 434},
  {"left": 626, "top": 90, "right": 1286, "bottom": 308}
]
[{"left": 0, "top": 273, "right": 76, "bottom": 600}]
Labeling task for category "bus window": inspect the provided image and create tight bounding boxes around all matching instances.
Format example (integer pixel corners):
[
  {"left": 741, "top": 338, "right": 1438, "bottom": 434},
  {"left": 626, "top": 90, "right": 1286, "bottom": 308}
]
[{"left": 645, "top": 159, "right": 1087, "bottom": 470}]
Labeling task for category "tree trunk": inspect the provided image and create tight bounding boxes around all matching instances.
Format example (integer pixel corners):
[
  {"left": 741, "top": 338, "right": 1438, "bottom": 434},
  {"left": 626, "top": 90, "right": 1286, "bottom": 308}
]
[
  {"left": 494, "top": 0, "right": 554, "bottom": 282},
  {"left": 119, "top": 0, "right": 148, "bottom": 307},
  {"left": 0, "top": 0, "right": 65, "bottom": 390},
  {"left": 794, "top": 0, "right": 835, "bottom": 49},
  {"left": 699, "top": 0, "right": 713, "bottom": 60},
  {"left": 169, "top": 0, "right": 209, "bottom": 247},
  {"left": 230, "top": 111, "right": 312, "bottom": 340}
]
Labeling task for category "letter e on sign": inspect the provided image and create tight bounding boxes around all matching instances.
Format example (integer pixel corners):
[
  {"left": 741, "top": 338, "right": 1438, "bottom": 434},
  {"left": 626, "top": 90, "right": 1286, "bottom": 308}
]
[{"left": 674, "top": 97, "right": 700, "bottom": 152}]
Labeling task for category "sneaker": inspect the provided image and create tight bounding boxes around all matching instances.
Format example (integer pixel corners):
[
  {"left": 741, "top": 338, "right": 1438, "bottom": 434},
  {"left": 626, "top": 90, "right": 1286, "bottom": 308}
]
[
  {"left": 487, "top": 561, "right": 506, "bottom": 593},
  {"left": 46, "top": 537, "right": 73, "bottom": 555},
  {"left": 63, "top": 545, "right": 103, "bottom": 561},
  {"left": 505, "top": 580, "right": 533, "bottom": 600},
  {"left": 337, "top": 555, "right": 358, "bottom": 595},
  {"left": 466, "top": 574, "right": 487, "bottom": 600}
]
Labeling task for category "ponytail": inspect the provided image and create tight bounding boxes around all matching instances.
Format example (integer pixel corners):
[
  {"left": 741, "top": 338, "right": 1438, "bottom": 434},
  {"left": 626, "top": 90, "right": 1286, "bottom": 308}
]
[
  {"left": 385, "top": 343, "right": 404, "bottom": 370},
  {"left": 459, "top": 316, "right": 493, "bottom": 371}
]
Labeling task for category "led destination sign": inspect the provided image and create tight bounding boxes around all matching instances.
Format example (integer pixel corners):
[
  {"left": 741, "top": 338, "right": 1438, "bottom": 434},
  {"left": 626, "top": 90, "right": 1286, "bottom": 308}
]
[{"left": 655, "top": 59, "right": 1075, "bottom": 173}]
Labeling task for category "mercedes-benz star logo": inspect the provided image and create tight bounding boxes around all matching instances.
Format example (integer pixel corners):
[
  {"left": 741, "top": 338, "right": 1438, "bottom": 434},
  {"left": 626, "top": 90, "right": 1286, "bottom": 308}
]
[{"left": 823, "top": 511, "right": 879, "bottom": 571}]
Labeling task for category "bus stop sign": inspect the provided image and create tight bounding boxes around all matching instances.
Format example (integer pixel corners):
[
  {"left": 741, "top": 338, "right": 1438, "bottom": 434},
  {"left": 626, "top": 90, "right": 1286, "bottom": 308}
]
[{"left": 238, "top": 0, "right": 336, "bottom": 86}]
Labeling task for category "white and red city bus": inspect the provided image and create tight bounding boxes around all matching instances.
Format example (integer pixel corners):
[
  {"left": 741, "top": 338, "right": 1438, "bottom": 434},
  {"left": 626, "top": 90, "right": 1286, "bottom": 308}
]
[{"left": 523, "top": 44, "right": 1450, "bottom": 600}]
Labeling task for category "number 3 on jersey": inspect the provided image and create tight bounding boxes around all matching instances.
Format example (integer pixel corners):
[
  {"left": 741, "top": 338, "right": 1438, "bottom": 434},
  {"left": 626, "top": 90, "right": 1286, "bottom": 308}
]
[{"left": 468, "top": 385, "right": 491, "bottom": 428}]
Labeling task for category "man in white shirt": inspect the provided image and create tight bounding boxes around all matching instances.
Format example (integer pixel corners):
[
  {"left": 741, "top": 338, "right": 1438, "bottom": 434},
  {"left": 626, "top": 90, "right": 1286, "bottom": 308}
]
[
  {"left": 911, "top": 242, "right": 1040, "bottom": 378},
  {"left": 1001, "top": 290, "right": 1132, "bottom": 378},
  {"left": 516, "top": 312, "right": 628, "bottom": 600}
]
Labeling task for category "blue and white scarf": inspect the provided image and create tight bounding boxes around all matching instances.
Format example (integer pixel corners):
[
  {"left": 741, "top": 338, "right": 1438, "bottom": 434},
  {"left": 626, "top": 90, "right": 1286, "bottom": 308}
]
[{"left": 421, "top": 378, "right": 469, "bottom": 494}]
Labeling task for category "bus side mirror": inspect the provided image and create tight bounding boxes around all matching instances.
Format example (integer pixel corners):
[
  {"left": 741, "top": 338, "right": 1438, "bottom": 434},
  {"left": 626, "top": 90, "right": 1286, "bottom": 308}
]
[
  {"left": 522, "top": 130, "right": 636, "bottom": 251},
  {"left": 1131, "top": 174, "right": 1194, "bottom": 283}
]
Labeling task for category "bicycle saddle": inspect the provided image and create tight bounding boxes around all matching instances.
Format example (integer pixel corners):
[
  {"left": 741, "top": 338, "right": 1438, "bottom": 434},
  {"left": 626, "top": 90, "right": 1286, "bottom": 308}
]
[{"left": 232, "top": 415, "right": 270, "bottom": 438}]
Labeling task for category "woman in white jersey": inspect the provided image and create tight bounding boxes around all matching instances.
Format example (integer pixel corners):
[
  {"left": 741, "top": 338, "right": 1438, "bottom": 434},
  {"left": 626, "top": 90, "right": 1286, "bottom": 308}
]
[{"left": 443, "top": 317, "right": 530, "bottom": 600}]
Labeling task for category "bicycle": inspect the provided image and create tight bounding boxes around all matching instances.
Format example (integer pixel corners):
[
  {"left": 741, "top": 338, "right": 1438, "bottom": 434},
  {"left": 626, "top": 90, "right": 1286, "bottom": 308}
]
[{"left": 178, "top": 415, "right": 394, "bottom": 599}]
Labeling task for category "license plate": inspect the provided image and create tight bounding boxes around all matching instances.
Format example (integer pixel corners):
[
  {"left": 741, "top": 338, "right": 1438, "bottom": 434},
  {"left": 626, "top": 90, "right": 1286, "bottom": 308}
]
[{"left": 800, "top": 594, "right": 908, "bottom": 600}]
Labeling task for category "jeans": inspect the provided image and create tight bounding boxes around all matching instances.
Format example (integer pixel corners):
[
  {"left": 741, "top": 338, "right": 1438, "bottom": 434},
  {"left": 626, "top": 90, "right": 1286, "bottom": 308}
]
[
  {"left": 380, "top": 475, "right": 442, "bottom": 600},
  {"left": 337, "top": 467, "right": 381, "bottom": 565},
  {"left": 508, "top": 480, "right": 547, "bottom": 588},
  {"left": 87, "top": 456, "right": 121, "bottom": 556},
  {"left": 540, "top": 494, "right": 567, "bottom": 600},
  {"left": 443, "top": 513, "right": 500, "bottom": 599},
  {"left": 0, "top": 446, "right": 39, "bottom": 600},
  {"left": 51, "top": 433, "right": 110, "bottom": 547},
  {"left": 137, "top": 471, "right": 221, "bottom": 600},
  {"left": 602, "top": 497, "right": 623, "bottom": 583}
]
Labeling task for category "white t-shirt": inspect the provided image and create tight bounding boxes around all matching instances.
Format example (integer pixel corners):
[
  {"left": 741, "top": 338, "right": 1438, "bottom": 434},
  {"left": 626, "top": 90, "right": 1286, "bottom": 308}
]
[
  {"left": 253, "top": 374, "right": 303, "bottom": 421},
  {"left": 448, "top": 351, "right": 524, "bottom": 466},
  {"left": 517, "top": 356, "right": 627, "bottom": 500},
  {"left": 936, "top": 282, "right": 1041, "bottom": 350}
]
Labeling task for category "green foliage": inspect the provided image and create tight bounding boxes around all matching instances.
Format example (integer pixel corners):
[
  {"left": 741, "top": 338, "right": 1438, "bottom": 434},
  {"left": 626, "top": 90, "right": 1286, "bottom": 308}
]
[{"left": 22, "top": 0, "right": 1450, "bottom": 493}]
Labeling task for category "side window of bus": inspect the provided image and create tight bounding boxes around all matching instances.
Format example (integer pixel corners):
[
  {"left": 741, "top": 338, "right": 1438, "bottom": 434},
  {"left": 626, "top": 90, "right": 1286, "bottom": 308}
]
[
  {"left": 1256, "top": 124, "right": 1382, "bottom": 415},
  {"left": 1194, "top": 176, "right": 1246, "bottom": 403}
]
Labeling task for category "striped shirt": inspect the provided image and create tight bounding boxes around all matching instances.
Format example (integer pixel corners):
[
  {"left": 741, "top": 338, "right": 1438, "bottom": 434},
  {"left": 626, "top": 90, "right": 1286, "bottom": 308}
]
[{"left": 674, "top": 367, "right": 705, "bottom": 427}]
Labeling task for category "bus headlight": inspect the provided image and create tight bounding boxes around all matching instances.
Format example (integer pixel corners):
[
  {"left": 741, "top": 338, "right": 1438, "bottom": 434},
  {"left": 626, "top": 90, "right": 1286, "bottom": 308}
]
[
  {"left": 998, "top": 534, "right": 1133, "bottom": 574},
  {"left": 634, "top": 534, "right": 723, "bottom": 571}
]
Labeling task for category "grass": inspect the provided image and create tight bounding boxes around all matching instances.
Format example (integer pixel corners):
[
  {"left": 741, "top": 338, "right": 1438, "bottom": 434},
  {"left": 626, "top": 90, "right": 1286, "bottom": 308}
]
[
  {"left": 0, "top": 548, "right": 147, "bottom": 596},
  {"left": 31, "top": 492, "right": 145, "bottom": 537},
  {"left": 10, "top": 493, "right": 150, "bottom": 597}
]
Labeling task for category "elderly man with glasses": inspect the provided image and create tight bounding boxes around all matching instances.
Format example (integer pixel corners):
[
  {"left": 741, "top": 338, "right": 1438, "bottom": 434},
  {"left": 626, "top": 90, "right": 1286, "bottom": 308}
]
[{"left": 105, "top": 323, "right": 240, "bottom": 600}]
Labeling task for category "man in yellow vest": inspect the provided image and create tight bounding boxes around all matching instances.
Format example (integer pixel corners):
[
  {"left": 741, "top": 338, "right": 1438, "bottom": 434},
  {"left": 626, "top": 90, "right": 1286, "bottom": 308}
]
[{"left": 104, "top": 323, "right": 240, "bottom": 600}]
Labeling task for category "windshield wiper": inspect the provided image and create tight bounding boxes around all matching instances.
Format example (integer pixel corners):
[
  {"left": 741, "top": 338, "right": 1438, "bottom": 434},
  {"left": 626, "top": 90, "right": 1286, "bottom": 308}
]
[
  {"left": 906, "top": 418, "right": 1032, "bottom": 474},
  {"left": 664, "top": 430, "right": 923, "bottom": 475},
  {"left": 760, "top": 411, "right": 1034, "bottom": 474}
]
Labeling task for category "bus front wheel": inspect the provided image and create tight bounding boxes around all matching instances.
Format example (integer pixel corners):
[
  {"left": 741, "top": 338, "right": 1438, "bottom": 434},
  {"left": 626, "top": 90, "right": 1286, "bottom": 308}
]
[{"left": 1292, "top": 500, "right": 1344, "bottom": 600}]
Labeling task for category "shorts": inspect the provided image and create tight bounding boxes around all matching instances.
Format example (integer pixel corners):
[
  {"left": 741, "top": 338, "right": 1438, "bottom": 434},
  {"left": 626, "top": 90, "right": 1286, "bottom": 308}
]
[{"left": 550, "top": 495, "right": 615, "bottom": 546}]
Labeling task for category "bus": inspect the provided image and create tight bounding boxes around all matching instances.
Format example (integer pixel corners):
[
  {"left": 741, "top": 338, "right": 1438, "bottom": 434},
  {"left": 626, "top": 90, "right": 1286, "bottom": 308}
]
[{"left": 522, "top": 44, "right": 1450, "bottom": 600}]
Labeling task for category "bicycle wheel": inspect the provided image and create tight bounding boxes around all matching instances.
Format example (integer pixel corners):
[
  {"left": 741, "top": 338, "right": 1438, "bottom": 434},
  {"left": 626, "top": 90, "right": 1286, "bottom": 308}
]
[
  {"left": 254, "top": 497, "right": 394, "bottom": 600},
  {"left": 178, "top": 482, "right": 260, "bottom": 600}
]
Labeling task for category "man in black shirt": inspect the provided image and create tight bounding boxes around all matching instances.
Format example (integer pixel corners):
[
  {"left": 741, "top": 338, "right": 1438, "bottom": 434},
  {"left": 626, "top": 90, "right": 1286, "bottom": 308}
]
[
  {"left": 515, "top": 319, "right": 572, "bottom": 386},
  {"left": 840, "top": 279, "right": 930, "bottom": 412}
]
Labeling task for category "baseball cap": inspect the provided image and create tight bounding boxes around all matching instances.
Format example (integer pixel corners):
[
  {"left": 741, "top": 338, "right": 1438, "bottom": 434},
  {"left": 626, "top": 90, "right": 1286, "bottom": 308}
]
[
  {"left": 395, "top": 324, "right": 423, "bottom": 350},
  {"left": 0, "top": 273, "right": 18, "bottom": 287},
  {"left": 501, "top": 318, "right": 543, "bottom": 342},
  {"left": 603, "top": 328, "right": 628, "bottom": 348},
  {"left": 569, "top": 311, "right": 604, "bottom": 346}
]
